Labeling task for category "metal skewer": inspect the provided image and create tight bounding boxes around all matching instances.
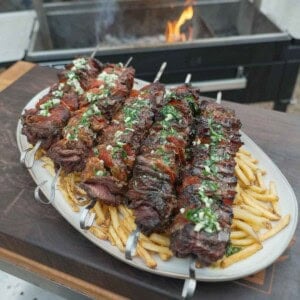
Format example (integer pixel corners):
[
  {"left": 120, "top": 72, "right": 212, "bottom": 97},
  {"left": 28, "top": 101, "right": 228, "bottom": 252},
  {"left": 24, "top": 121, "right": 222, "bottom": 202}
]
[
  {"left": 126, "top": 69, "right": 196, "bottom": 263},
  {"left": 20, "top": 140, "right": 42, "bottom": 169},
  {"left": 81, "top": 61, "right": 166, "bottom": 231},
  {"left": 34, "top": 167, "right": 61, "bottom": 204},
  {"left": 20, "top": 43, "right": 107, "bottom": 170},
  {"left": 79, "top": 56, "right": 136, "bottom": 230},
  {"left": 124, "top": 56, "right": 133, "bottom": 68},
  {"left": 182, "top": 256, "right": 197, "bottom": 299},
  {"left": 216, "top": 91, "right": 222, "bottom": 104}
]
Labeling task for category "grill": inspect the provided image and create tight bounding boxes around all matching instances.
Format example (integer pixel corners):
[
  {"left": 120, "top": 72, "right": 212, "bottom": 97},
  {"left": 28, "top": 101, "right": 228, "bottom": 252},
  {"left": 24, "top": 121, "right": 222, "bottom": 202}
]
[{"left": 27, "top": 0, "right": 300, "bottom": 111}]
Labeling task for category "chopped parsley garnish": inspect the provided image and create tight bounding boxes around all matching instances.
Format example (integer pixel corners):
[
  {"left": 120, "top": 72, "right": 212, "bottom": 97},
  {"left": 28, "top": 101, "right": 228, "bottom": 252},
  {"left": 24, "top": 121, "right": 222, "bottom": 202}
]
[
  {"left": 123, "top": 99, "right": 149, "bottom": 128},
  {"left": 226, "top": 244, "right": 241, "bottom": 257},
  {"left": 186, "top": 207, "right": 221, "bottom": 233},
  {"left": 208, "top": 118, "right": 224, "bottom": 144}
]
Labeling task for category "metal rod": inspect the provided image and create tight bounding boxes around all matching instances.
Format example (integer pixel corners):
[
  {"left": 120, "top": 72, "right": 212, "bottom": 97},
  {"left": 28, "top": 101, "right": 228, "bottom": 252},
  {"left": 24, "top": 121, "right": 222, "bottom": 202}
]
[
  {"left": 20, "top": 140, "right": 42, "bottom": 169},
  {"left": 90, "top": 45, "right": 100, "bottom": 58},
  {"left": 185, "top": 73, "right": 192, "bottom": 85},
  {"left": 80, "top": 200, "right": 97, "bottom": 229},
  {"left": 124, "top": 56, "right": 133, "bottom": 68},
  {"left": 216, "top": 91, "right": 222, "bottom": 104},
  {"left": 181, "top": 256, "right": 197, "bottom": 299},
  {"left": 153, "top": 62, "right": 167, "bottom": 83},
  {"left": 49, "top": 167, "right": 61, "bottom": 203},
  {"left": 125, "top": 228, "right": 140, "bottom": 260},
  {"left": 34, "top": 180, "right": 50, "bottom": 204}
]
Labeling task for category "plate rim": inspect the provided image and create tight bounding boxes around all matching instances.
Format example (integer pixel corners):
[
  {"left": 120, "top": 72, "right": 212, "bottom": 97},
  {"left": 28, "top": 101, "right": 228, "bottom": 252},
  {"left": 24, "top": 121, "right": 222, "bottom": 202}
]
[{"left": 16, "top": 84, "right": 298, "bottom": 282}]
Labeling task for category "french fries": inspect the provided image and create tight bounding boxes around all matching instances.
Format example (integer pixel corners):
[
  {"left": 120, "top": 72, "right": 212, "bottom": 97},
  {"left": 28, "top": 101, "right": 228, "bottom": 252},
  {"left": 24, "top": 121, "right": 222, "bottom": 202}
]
[
  {"left": 221, "top": 244, "right": 262, "bottom": 268},
  {"left": 220, "top": 147, "right": 291, "bottom": 268}
]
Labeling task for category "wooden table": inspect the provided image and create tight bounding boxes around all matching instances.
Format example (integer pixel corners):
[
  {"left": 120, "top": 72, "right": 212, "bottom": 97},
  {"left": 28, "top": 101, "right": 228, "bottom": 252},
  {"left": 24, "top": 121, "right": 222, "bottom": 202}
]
[{"left": 0, "top": 63, "right": 299, "bottom": 300}]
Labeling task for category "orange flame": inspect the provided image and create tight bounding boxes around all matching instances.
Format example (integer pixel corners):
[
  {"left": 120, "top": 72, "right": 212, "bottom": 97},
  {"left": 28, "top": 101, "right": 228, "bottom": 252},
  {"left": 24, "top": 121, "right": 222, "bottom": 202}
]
[{"left": 165, "top": 6, "right": 194, "bottom": 43}]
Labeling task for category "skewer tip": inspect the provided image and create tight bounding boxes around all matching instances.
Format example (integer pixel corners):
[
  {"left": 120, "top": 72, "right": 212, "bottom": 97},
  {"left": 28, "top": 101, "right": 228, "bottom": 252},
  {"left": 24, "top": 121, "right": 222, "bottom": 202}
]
[
  {"left": 153, "top": 62, "right": 167, "bottom": 83},
  {"left": 185, "top": 73, "right": 192, "bottom": 85},
  {"left": 124, "top": 56, "right": 133, "bottom": 68},
  {"left": 216, "top": 91, "right": 222, "bottom": 104}
]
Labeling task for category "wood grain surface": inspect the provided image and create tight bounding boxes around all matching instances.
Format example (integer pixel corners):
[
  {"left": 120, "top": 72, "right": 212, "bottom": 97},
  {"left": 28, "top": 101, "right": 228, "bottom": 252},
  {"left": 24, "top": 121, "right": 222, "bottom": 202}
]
[{"left": 0, "top": 66, "right": 299, "bottom": 300}]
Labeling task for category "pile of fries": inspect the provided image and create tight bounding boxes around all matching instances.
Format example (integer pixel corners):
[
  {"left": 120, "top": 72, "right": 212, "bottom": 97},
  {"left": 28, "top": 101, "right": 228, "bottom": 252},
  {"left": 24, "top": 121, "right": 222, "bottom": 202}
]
[
  {"left": 38, "top": 146, "right": 290, "bottom": 269},
  {"left": 219, "top": 147, "right": 290, "bottom": 268}
]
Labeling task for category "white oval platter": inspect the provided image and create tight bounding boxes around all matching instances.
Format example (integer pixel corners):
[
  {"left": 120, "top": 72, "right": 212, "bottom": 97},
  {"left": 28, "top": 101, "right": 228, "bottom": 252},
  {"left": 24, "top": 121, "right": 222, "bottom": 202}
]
[{"left": 16, "top": 79, "right": 298, "bottom": 282}]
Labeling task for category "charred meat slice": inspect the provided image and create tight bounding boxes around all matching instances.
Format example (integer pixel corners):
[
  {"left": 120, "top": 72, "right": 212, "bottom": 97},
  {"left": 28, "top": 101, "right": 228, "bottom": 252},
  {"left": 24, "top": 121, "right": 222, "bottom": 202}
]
[
  {"left": 21, "top": 57, "right": 103, "bottom": 149},
  {"left": 80, "top": 64, "right": 135, "bottom": 118},
  {"left": 22, "top": 104, "right": 70, "bottom": 150},
  {"left": 47, "top": 106, "right": 108, "bottom": 172},
  {"left": 80, "top": 83, "right": 166, "bottom": 206},
  {"left": 170, "top": 100, "right": 242, "bottom": 266},
  {"left": 58, "top": 57, "right": 103, "bottom": 92},
  {"left": 47, "top": 64, "right": 135, "bottom": 173},
  {"left": 126, "top": 85, "right": 201, "bottom": 235}
]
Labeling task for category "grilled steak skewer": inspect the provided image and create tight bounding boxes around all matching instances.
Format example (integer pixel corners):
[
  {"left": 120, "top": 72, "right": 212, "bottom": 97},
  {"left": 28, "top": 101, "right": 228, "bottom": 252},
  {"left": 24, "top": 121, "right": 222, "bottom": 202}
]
[
  {"left": 170, "top": 100, "right": 242, "bottom": 266},
  {"left": 47, "top": 65, "right": 135, "bottom": 173},
  {"left": 80, "top": 82, "right": 166, "bottom": 206},
  {"left": 126, "top": 85, "right": 201, "bottom": 235},
  {"left": 21, "top": 57, "right": 103, "bottom": 150}
]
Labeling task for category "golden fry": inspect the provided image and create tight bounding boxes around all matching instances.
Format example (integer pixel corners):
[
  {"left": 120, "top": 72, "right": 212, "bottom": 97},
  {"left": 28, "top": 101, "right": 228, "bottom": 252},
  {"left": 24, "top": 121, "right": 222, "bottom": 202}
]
[
  {"left": 231, "top": 219, "right": 260, "bottom": 242},
  {"left": 236, "top": 152, "right": 258, "bottom": 163},
  {"left": 238, "top": 155, "right": 258, "bottom": 171},
  {"left": 269, "top": 181, "right": 281, "bottom": 216},
  {"left": 109, "top": 206, "right": 120, "bottom": 231},
  {"left": 149, "top": 233, "right": 170, "bottom": 247},
  {"left": 240, "top": 204, "right": 263, "bottom": 217},
  {"left": 246, "top": 185, "right": 266, "bottom": 194},
  {"left": 241, "top": 191, "right": 271, "bottom": 210},
  {"left": 230, "top": 230, "right": 248, "bottom": 239},
  {"left": 233, "top": 207, "right": 271, "bottom": 229},
  {"left": 231, "top": 238, "right": 255, "bottom": 246},
  {"left": 118, "top": 205, "right": 131, "bottom": 218},
  {"left": 140, "top": 241, "right": 173, "bottom": 256},
  {"left": 159, "top": 252, "right": 172, "bottom": 261},
  {"left": 259, "top": 215, "right": 290, "bottom": 242},
  {"left": 235, "top": 158, "right": 255, "bottom": 182},
  {"left": 246, "top": 189, "right": 278, "bottom": 202},
  {"left": 221, "top": 244, "right": 262, "bottom": 268},
  {"left": 89, "top": 226, "right": 107, "bottom": 240},
  {"left": 238, "top": 147, "right": 252, "bottom": 157},
  {"left": 94, "top": 201, "right": 106, "bottom": 225},
  {"left": 235, "top": 165, "right": 250, "bottom": 186},
  {"left": 108, "top": 225, "right": 124, "bottom": 252},
  {"left": 116, "top": 225, "right": 129, "bottom": 245},
  {"left": 136, "top": 244, "right": 157, "bottom": 268},
  {"left": 256, "top": 170, "right": 265, "bottom": 189}
]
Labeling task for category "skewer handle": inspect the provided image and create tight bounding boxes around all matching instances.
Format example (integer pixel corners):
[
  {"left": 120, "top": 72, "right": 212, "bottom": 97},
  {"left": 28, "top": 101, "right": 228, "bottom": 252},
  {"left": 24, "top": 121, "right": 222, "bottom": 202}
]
[
  {"left": 20, "top": 140, "right": 42, "bottom": 169},
  {"left": 80, "top": 200, "right": 97, "bottom": 229},
  {"left": 125, "top": 228, "right": 140, "bottom": 260},
  {"left": 182, "top": 256, "right": 197, "bottom": 299},
  {"left": 34, "top": 180, "right": 52, "bottom": 204}
]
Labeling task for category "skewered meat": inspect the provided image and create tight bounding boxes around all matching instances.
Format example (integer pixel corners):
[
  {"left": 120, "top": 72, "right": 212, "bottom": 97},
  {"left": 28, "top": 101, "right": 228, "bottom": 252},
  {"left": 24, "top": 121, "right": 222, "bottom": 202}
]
[
  {"left": 126, "top": 85, "right": 201, "bottom": 235},
  {"left": 47, "top": 105, "right": 107, "bottom": 173},
  {"left": 170, "top": 100, "right": 242, "bottom": 266},
  {"left": 21, "top": 57, "right": 104, "bottom": 149},
  {"left": 80, "top": 63, "right": 135, "bottom": 118},
  {"left": 47, "top": 65, "right": 135, "bottom": 173},
  {"left": 80, "top": 83, "right": 166, "bottom": 206},
  {"left": 58, "top": 57, "right": 103, "bottom": 92}
]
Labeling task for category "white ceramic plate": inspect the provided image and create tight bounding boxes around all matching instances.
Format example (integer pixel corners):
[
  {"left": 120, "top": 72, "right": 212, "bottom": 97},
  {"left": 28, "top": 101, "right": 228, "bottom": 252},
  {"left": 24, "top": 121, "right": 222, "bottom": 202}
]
[{"left": 16, "top": 81, "right": 298, "bottom": 281}]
